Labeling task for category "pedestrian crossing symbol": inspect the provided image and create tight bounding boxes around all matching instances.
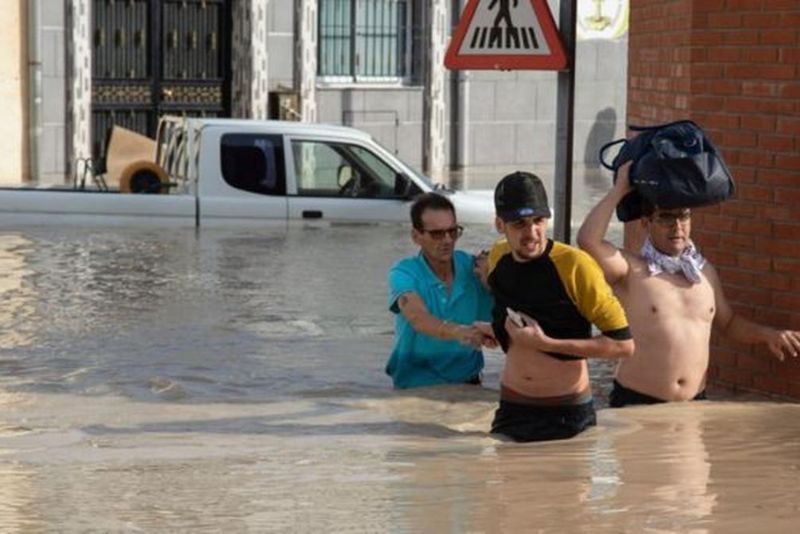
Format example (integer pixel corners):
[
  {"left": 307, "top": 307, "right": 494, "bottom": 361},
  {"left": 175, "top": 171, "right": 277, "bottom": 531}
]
[{"left": 445, "top": 0, "right": 568, "bottom": 70}]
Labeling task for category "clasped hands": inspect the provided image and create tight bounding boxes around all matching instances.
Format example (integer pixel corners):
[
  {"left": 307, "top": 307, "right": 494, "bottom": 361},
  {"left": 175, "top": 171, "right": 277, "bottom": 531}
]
[
  {"left": 456, "top": 323, "right": 498, "bottom": 350},
  {"left": 470, "top": 311, "right": 552, "bottom": 352}
]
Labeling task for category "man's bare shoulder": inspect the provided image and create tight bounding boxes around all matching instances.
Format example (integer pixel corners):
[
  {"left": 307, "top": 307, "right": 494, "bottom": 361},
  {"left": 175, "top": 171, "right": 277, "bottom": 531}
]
[
  {"left": 621, "top": 250, "right": 671, "bottom": 287},
  {"left": 701, "top": 259, "right": 717, "bottom": 273},
  {"left": 617, "top": 248, "right": 647, "bottom": 274},
  {"left": 700, "top": 259, "right": 722, "bottom": 285},
  {"left": 618, "top": 248, "right": 642, "bottom": 263}
]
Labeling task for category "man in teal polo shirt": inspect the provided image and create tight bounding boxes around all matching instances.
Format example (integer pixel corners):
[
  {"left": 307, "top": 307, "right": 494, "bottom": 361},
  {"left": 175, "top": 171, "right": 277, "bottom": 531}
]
[{"left": 387, "top": 193, "right": 495, "bottom": 389}]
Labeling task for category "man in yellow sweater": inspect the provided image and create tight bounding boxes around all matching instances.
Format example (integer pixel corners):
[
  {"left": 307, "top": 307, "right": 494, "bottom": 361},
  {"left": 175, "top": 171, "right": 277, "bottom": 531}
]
[{"left": 478, "top": 171, "right": 634, "bottom": 442}]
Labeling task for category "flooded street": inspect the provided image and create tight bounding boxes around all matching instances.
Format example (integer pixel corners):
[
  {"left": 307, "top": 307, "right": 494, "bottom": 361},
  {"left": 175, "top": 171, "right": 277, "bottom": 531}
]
[{"left": 0, "top": 224, "right": 798, "bottom": 532}]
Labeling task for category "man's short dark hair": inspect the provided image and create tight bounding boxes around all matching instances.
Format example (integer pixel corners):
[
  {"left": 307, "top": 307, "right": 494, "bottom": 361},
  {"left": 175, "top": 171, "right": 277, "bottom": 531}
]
[
  {"left": 641, "top": 198, "right": 657, "bottom": 218},
  {"left": 410, "top": 193, "right": 455, "bottom": 230}
]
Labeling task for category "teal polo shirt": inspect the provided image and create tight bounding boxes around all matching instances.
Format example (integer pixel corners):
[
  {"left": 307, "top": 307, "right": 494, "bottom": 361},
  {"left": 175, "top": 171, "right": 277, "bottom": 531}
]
[{"left": 387, "top": 250, "right": 493, "bottom": 389}]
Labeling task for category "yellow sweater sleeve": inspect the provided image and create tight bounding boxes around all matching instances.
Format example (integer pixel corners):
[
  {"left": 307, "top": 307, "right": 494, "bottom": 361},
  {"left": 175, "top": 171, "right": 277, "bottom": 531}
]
[
  {"left": 487, "top": 237, "right": 511, "bottom": 278},
  {"left": 550, "top": 243, "right": 630, "bottom": 335}
]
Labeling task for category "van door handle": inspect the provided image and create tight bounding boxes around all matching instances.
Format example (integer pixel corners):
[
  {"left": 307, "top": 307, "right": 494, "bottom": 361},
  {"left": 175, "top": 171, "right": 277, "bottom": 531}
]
[{"left": 302, "top": 210, "right": 323, "bottom": 219}]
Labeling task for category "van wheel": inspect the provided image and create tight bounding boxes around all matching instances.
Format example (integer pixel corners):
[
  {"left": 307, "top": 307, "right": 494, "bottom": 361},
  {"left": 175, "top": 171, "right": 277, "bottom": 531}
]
[
  {"left": 119, "top": 160, "right": 169, "bottom": 194},
  {"left": 130, "top": 171, "right": 163, "bottom": 193}
]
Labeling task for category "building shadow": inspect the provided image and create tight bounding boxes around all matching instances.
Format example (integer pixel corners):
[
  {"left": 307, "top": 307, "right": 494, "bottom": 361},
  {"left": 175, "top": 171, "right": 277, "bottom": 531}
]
[
  {"left": 574, "top": 107, "right": 619, "bottom": 230},
  {"left": 582, "top": 107, "right": 618, "bottom": 198}
]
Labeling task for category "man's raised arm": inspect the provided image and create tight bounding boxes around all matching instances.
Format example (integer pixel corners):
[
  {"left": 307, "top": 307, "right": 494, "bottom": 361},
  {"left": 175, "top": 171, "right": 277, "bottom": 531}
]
[{"left": 577, "top": 162, "right": 633, "bottom": 285}]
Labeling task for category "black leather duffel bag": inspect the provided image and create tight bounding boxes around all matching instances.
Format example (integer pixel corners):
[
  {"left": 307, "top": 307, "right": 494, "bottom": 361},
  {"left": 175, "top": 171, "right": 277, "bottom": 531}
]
[{"left": 599, "top": 120, "right": 736, "bottom": 222}]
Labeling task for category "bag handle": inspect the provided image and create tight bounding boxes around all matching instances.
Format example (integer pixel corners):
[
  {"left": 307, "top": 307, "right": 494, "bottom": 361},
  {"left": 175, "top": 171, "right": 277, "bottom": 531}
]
[
  {"left": 599, "top": 120, "right": 702, "bottom": 171},
  {"left": 599, "top": 138, "right": 626, "bottom": 170}
]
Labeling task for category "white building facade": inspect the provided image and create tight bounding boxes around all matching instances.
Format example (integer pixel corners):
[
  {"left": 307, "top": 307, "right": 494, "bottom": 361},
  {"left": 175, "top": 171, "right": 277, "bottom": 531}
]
[{"left": 15, "top": 0, "right": 628, "bottom": 190}]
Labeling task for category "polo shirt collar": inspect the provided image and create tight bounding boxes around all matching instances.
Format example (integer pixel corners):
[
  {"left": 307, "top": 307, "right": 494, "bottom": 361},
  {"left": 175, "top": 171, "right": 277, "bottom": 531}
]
[{"left": 416, "top": 251, "right": 467, "bottom": 301}]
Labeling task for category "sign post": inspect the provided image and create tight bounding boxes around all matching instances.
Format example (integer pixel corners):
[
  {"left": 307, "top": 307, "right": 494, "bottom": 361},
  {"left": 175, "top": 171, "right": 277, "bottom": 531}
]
[
  {"left": 445, "top": 0, "right": 576, "bottom": 242},
  {"left": 553, "top": 0, "right": 576, "bottom": 244}
]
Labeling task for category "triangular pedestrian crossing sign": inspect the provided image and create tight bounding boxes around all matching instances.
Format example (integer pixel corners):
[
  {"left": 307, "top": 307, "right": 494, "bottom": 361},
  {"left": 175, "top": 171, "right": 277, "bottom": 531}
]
[{"left": 445, "top": 0, "right": 568, "bottom": 70}]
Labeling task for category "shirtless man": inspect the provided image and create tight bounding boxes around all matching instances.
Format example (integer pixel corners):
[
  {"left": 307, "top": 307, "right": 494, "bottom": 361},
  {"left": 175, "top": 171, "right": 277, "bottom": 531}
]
[
  {"left": 578, "top": 162, "right": 800, "bottom": 407},
  {"left": 478, "top": 171, "right": 634, "bottom": 442}
]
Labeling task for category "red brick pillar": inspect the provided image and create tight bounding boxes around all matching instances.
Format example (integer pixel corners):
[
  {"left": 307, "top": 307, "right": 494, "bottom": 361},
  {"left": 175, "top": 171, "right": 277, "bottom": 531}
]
[{"left": 626, "top": 1, "right": 800, "bottom": 398}]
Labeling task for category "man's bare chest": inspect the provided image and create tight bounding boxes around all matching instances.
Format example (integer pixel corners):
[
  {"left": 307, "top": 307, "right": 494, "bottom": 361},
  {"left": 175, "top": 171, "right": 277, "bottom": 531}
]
[{"left": 624, "top": 269, "right": 716, "bottom": 322}]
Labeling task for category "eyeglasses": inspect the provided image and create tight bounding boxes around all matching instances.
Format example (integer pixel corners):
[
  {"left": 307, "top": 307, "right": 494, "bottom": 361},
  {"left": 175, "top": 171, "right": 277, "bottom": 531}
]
[
  {"left": 652, "top": 211, "right": 691, "bottom": 227},
  {"left": 419, "top": 225, "right": 464, "bottom": 240}
]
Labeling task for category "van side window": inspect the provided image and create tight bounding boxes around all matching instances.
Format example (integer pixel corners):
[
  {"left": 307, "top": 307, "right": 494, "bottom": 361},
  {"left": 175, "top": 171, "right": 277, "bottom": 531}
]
[
  {"left": 291, "top": 140, "right": 409, "bottom": 199},
  {"left": 221, "top": 134, "right": 286, "bottom": 195}
]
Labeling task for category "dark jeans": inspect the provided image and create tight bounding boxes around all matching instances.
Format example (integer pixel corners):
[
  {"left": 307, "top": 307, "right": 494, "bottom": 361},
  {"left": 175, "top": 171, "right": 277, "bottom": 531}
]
[{"left": 491, "top": 399, "right": 596, "bottom": 443}]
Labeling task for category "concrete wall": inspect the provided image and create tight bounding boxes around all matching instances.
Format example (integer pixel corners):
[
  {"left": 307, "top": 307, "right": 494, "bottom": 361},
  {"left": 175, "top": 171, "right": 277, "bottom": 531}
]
[
  {"left": 0, "top": 0, "right": 26, "bottom": 183},
  {"left": 316, "top": 88, "right": 426, "bottom": 169},
  {"left": 33, "top": 0, "right": 68, "bottom": 184},
  {"left": 455, "top": 35, "right": 628, "bottom": 191},
  {"left": 266, "top": 0, "right": 295, "bottom": 90},
  {"left": 24, "top": 0, "right": 628, "bottom": 191},
  {"left": 627, "top": 0, "right": 800, "bottom": 399}
]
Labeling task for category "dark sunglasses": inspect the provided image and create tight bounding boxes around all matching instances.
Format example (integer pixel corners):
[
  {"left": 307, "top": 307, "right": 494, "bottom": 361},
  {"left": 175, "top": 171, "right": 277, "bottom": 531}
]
[
  {"left": 419, "top": 225, "right": 464, "bottom": 240},
  {"left": 652, "top": 210, "right": 691, "bottom": 227}
]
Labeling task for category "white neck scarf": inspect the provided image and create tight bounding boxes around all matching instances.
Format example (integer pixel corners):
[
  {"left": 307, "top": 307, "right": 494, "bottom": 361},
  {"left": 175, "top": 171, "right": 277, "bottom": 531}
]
[{"left": 640, "top": 237, "right": 706, "bottom": 284}]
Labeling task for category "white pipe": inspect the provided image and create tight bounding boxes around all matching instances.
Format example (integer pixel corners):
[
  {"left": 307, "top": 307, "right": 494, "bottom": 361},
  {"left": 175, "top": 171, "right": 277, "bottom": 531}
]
[
  {"left": 27, "top": 0, "right": 42, "bottom": 182},
  {"left": 458, "top": 69, "right": 469, "bottom": 169},
  {"left": 450, "top": 0, "right": 469, "bottom": 172}
]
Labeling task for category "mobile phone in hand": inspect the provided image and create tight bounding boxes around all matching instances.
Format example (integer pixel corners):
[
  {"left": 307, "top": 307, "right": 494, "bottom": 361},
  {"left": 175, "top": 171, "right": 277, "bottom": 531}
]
[{"left": 506, "top": 307, "right": 524, "bottom": 328}]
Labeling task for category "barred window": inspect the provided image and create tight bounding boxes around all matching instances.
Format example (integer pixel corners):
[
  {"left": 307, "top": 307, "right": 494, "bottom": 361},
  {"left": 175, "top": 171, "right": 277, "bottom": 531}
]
[{"left": 318, "top": 0, "right": 412, "bottom": 82}]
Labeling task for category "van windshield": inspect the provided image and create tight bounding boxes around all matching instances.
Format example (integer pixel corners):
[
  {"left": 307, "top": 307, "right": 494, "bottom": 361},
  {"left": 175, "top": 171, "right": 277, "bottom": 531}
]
[{"left": 370, "top": 137, "right": 434, "bottom": 189}]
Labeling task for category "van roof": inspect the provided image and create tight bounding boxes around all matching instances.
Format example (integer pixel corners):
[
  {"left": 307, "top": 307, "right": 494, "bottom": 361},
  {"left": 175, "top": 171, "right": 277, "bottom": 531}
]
[{"left": 167, "top": 116, "right": 373, "bottom": 141}]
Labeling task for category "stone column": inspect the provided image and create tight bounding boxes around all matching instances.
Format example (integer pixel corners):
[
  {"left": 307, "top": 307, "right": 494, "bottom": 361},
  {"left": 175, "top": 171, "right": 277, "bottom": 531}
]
[
  {"left": 68, "top": 0, "right": 92, "bottom": 171},
  {"left": 232, "top": 0, "right": 270, "bottom": 119},
  {"left": 295, "top": 0, "right": 317, "bottom": 123},
  {"left": 425, "top": 0, "right": 447, "bottom": 184}
]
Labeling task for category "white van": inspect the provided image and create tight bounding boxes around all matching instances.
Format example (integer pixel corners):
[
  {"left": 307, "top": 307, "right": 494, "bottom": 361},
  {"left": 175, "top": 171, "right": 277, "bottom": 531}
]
[{"left": 0, "top": 117, "right": 494, "bottom": 227}]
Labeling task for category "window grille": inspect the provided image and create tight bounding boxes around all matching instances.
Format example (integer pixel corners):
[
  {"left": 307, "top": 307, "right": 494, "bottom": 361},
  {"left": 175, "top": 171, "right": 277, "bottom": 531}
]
[{"left": 318, "top": 0, "right": 411, "bottom": 83}]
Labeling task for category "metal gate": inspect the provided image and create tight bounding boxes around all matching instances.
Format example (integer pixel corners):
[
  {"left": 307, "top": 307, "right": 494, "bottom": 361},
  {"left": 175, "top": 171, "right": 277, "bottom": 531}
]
[{"left": 91, "top": 0, "right": 231, "bottom": 160}]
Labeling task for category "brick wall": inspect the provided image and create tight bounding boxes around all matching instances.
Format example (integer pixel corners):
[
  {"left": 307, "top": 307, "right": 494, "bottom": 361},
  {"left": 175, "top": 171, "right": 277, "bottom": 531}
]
[{"left": 626, "top": 0, "right": 800, "bottom": 398}]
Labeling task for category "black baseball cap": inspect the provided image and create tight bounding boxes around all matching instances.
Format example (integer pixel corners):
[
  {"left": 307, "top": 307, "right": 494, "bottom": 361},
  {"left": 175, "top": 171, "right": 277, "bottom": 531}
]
[{"left": 494, "top": 171, "right": 551, "bottom": 222}]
